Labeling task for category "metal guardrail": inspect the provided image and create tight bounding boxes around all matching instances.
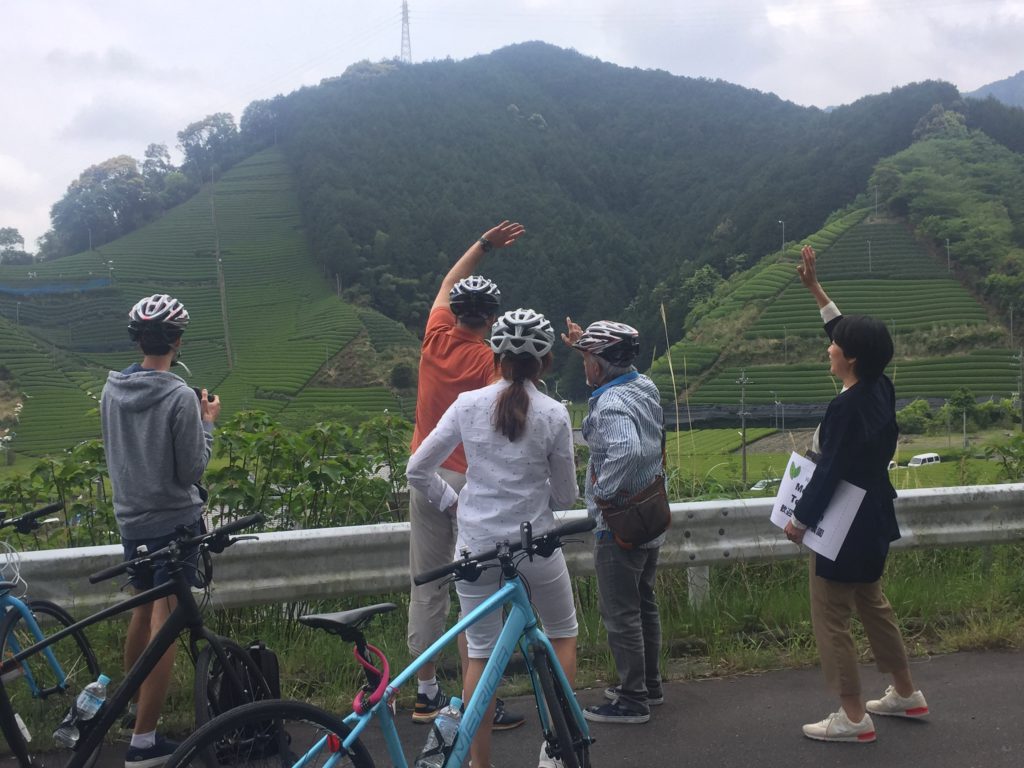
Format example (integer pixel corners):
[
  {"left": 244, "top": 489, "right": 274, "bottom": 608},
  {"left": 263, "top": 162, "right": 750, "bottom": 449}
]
[{"left": 16, "top": 483, "right": 1024, "bottom": 614}]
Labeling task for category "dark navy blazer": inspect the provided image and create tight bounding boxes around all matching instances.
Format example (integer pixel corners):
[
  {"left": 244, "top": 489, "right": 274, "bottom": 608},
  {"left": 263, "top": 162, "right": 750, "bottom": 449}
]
[{"left": 793, "top": 316, "right": 900, "bottom": 582}]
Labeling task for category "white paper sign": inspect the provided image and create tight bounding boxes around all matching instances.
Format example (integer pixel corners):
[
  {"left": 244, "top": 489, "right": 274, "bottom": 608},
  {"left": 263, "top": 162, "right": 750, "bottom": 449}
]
[{"left": 770, "top": 451, "right": 865, "bottom": 561}]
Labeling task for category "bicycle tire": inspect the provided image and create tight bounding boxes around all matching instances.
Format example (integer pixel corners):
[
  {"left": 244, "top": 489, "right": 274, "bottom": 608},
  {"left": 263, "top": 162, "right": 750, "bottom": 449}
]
[
  {"left": 166, "top": 698, "right": 375, "bottom": 768},
  {"left": 533, "top": 647, "right": 590, "bottom": 768},
  {"left": 0, "top": 599, "right": 102, "bottom": 766}
]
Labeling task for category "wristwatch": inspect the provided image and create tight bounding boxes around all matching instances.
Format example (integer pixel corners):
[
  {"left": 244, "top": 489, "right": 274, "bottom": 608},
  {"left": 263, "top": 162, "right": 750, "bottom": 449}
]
[{"left": 477, "top": 237, "right": 493, "bottom": 253}]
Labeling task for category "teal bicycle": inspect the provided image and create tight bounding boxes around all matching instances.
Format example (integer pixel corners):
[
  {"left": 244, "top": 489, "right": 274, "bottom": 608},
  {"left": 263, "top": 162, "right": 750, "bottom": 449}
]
[{"left": 162, "top": 516, "right": 597, "bottom": 768}]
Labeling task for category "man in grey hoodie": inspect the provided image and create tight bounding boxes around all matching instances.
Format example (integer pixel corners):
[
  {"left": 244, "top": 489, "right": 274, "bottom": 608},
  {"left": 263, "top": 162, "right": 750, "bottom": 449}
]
[{"left": 101, "top": 293, "right": 220, "bottom": 768}]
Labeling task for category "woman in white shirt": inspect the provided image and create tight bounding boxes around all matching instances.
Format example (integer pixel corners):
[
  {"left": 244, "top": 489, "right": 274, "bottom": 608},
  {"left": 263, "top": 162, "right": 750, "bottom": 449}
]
[{"left": 406, "top": 308, "right": 579, "bottom": 768}]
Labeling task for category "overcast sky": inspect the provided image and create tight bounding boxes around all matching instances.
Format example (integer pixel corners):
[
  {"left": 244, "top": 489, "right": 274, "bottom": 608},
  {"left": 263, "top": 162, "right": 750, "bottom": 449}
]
[{"left": 2, "top": 0, "right": 1022, "bottom": 248}]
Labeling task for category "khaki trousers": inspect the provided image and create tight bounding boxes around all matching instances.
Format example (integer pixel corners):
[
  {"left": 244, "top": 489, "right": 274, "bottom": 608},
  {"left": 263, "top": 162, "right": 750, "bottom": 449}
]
[
  {"left": 809, "top": 556, "right": 910, "bottom": 697},
  {"left": 407, "top": 467, "right": 464, "bottom": 658}
]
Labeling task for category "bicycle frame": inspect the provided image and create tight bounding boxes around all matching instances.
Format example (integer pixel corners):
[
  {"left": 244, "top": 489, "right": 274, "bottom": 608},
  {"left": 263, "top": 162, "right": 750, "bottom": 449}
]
[
  {"left": 338, "top": 569, "right": 590, "bottom": 768},
  {"left": 1, "top": 594, "right": 70, "bottom": 693},
  {"left": 0, "top": 565, "right": 242, "bottom": 768}
]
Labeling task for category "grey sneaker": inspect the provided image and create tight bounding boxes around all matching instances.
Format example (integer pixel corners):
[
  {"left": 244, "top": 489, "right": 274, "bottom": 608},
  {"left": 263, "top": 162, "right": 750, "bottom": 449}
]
[
  {"left": 603, "top": 685, "right": 664, "bottom": 706},
  {"left": 866, "top": 686, "right": 929, "bottom": 718},
  {"left": 801, "top": 710, "right": 876, "bottom": 743}
]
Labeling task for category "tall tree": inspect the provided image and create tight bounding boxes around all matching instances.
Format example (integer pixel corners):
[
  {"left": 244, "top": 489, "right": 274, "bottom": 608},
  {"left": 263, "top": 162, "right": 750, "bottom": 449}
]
[
  {"left": 177, "top": 112, "right": 239, "bottom": 182},
  {"left": 45, "top": 155, "right": 152, "bottom": 257}
]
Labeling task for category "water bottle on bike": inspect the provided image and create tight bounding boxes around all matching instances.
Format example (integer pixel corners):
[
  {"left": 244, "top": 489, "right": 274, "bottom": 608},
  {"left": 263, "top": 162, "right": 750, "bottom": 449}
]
[
  {"left": 53, "top": 673, "right": 110, "bottom": 747},
  {"left": 414, "top": 695, "right": 462, "bottom": 768}
]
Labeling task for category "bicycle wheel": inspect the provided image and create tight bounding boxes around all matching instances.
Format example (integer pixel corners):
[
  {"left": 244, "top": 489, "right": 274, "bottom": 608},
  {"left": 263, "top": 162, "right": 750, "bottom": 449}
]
[
  {"left": 533, "top": 647, "right": 590, "bottom": 768},
  {"left": 194, "top": 638, "right": 274, "bottom": 728},
  {"left": 0, "top": 599, "right": 101, "bottom": 759},
  {"left": 166, "top": 699, "right": 374, "bottom": 768}
]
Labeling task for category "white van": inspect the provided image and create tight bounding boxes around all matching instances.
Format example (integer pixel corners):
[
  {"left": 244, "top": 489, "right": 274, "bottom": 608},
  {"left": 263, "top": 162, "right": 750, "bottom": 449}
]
[{"left": 908, "top": 452, "right": 940, "bottom": 467}]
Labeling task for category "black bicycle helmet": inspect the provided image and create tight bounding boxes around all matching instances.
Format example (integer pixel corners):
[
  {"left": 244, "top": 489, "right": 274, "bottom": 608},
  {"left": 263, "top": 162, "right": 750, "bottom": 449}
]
[
  {"left": 573, "top": 320, "right": 640, "bottom": 367},
  {"left": 449, "top": 276, "right": 501, "bottom": 319}
]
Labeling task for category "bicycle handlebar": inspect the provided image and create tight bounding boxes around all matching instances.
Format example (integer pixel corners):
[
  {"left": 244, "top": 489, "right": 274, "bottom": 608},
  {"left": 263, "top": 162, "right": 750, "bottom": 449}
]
[
  {"left": 88, "top": 514, "right": 264, "bottom": 584},
  {"left": 413, "top": 515, "right": 596, "bottom": 586},
  {"left": 0, "top": 502, "right": 65, "bottom": 534}
]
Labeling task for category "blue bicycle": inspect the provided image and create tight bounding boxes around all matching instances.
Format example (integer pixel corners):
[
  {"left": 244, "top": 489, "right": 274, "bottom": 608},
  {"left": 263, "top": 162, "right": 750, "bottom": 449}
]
[
  {"left": 162, "top": 516, "right": 597, "bottom": 768},
  {"left": 0, "top": 503, "right": 101, "bottom": 747}
]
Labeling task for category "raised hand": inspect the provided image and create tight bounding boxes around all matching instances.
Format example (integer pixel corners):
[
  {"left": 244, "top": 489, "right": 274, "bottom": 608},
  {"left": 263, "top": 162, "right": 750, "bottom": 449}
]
[
  {"left": 561, "top": 316, "right": 584, "bottom": 347},
  {"left": 481, "top": 221, "right": 525, "bottom": 250},
  {"left": 797, "top": 245, "right": 819, "bottom": 289}
]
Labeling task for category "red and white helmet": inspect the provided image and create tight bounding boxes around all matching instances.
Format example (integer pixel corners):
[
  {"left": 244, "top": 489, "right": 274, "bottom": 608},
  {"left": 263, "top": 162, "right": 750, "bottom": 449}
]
[
  {"left": 490, "top": 308, "right": 554, "bottom": 359},
  {"left": 128, "top": 294, "right": 190, "bottom": 340},
  {"left": 573, "top": 320, "right": 640, "bottom": 366}
]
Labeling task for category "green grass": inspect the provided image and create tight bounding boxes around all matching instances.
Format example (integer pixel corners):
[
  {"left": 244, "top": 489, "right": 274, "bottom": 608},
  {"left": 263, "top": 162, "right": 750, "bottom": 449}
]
[
  {"left": 651, "top": 209, "right": 1013, "bottom": 406},
  {"left": 0, "top": 150, "right": 414, "bottom": 455}
]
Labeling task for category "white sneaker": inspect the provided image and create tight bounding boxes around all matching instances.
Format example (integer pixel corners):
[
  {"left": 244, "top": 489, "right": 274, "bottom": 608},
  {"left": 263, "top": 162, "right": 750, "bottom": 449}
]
[
  {"left": 866, "top": 686, "right": 929, "bottom": 718},
  {"left": 538, "top": 741, "right": 564, "bottom": 768},
  {"left": 801, "top": 710, "right": 876, "bottom": 743}
]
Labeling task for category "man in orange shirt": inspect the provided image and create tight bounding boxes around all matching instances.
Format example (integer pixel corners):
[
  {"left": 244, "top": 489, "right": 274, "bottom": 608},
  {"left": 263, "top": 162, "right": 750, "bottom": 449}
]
[{"left": 408, "top": 220, "right": 526, "bottom": 729}]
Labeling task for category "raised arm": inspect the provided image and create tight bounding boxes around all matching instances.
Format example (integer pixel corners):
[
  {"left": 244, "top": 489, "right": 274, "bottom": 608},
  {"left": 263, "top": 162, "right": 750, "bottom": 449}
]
[
  {"left": 797, "top": 245, "right": 832, "bottom": 310},
  {"left": 431, "top": 221, "right": 526, "bottom": 311}
]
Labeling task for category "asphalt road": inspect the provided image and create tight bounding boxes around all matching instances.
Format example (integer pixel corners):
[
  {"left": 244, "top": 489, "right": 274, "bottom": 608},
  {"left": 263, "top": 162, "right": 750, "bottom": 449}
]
[{"left": 31, "top": 649, "right": 1024, "bottom": 768}]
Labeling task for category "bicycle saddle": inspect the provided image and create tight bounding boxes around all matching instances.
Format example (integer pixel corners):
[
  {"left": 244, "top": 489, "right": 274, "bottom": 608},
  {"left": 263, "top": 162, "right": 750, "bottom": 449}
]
[
  {"left": 0, "top": 581, "right": 18, "bottom": 594},
  {"left": 298, "top": 603, "right": 398, "bottom": 634}
]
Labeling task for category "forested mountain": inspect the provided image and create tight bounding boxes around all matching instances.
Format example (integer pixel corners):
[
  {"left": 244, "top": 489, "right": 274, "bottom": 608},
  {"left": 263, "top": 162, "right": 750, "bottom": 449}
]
[
  {"left": 250, "top": 43, "right": 1024, "bottom": 366},
  {"left": 965, "top": 70, "right": 1024, "bottom": 109}
]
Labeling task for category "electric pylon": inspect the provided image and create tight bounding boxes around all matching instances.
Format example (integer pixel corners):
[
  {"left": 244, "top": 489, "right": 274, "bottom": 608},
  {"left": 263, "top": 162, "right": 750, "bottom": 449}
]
[{"left": 400, "top": 1, "right": 412, "bottom": 64}]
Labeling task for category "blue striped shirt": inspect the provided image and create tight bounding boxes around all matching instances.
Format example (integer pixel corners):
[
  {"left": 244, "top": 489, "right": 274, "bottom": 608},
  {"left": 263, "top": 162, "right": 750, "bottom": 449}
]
[{"left": 582, "top": 371, "right": 665, "bottom": 545}]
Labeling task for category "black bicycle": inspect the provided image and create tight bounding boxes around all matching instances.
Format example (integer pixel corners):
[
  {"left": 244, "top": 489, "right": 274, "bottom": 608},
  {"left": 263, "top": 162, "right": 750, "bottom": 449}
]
[{"left": 0, "top": 514, "right": 273, "bottom": 768}]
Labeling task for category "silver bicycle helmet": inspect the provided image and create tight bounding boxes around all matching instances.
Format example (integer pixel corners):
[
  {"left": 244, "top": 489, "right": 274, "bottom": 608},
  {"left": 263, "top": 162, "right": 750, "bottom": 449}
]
[
  {"left": 490, "top": 308, "right": 555, "bottom": 359},
  {"left": 573, "top": 320, "right": 640, "bottom": 366},
  {"left": 449, "top": 276, "right": 501, "bottom": 318}
]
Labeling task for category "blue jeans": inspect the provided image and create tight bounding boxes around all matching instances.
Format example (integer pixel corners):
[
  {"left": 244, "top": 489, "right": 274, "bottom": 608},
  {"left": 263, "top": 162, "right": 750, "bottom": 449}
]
[{"left": 594, "top": 535, "right": 663, "bottom": 712}]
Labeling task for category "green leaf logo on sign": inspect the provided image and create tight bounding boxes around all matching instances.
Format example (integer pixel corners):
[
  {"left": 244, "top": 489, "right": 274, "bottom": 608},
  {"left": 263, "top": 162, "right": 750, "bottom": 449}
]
[{"left": 789, "top": 463, "right": 801, "bottom": 480}]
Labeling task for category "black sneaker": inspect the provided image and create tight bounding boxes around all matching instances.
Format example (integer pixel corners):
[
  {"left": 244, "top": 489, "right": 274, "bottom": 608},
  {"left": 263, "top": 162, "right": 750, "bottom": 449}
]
[
  {"left": 124, "top": 734, "right": 179, "bottom": 768},
  {"left": 412, "top": 688, "right": 450, "bottom": 723},
  {"left": 491, "top": 697, "right": 525, "bottom": 731},
  {"left": 584, "top": 699, "right": 650, "bottom": 724}
]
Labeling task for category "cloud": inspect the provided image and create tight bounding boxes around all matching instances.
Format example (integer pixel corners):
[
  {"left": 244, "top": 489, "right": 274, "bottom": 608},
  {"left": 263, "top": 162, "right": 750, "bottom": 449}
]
[
  {"left": 58, "top": 94, "right": 183, "bottom": 144},
  {"left": 0, "top": 155, "right": 44, "bottom": 195},
  {"left": 45, "top": 47, "right": 199, "bottom": 84}
]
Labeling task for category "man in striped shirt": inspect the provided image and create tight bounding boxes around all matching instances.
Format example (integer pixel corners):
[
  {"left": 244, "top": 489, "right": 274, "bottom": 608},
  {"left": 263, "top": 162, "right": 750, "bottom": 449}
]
[{"left": 563, "top": 319, "right": 666, "bottom": 724}]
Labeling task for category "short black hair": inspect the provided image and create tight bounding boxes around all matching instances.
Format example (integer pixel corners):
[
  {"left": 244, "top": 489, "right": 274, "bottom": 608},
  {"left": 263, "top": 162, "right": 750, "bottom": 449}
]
[
  {"left": 133, "top": 325, "right": 183, "bottom": 356},
  {"left": 831, "top": 315, "right": 893, "bottom": 379}
]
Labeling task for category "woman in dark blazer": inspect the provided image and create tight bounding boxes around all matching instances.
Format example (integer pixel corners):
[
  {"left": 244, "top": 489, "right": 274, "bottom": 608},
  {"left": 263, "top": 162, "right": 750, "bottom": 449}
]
[{"left": 784, "top": 245, "right": 929, "bottom": 744}]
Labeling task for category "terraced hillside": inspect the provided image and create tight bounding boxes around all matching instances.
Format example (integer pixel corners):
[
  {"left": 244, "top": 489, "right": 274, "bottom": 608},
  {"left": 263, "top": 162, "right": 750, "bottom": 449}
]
[
  {"left": 654, "top": 212, "right": 1014, "bottom": 407},
  {"left": 0, "top": 150, "right": 417, "bottom": 456}
]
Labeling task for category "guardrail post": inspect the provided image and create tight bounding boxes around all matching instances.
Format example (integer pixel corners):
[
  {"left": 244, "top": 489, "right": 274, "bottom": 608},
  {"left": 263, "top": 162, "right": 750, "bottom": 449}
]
[{"left": 687, "top": 565, "right": 710, "bottom": 608}]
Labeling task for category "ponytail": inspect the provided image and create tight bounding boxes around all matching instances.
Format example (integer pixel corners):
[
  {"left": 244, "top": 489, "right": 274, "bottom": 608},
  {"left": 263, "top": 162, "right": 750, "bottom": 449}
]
[{"left": 493, "top": 352, "right": 551, "bottom": 441}]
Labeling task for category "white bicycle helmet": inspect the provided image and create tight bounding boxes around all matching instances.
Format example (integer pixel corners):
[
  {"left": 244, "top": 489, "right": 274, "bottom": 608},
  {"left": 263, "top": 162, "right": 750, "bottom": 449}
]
[
  {"left": 449, "top": 275, "right": 501, "bottom": 318},
  {"left": 573, "top": 320, "right": 640, "bottom": 366},
  {"left": 490, "top": 308, "right": 555, "bottom": 359},
  {"left": 128, "top": 294, "right": 190, "bottom": 341}
]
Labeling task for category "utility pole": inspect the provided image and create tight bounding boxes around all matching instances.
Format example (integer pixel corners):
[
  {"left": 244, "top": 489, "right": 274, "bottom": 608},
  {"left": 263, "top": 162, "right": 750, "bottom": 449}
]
[
  {"left": 777, "top": 220, "right": 785, "bottom": 253},
  {"left": 211, "top": 193, "right": 233, "bottom": 370},
  {"left": 1016, "top": 347, "right": 1023, "bottom": 433},
  {"left": 873, "top": 186, "right": 878, "bottom": 217},
  {"left": 867, "top": 240, "right": 872, "bottom": 273},
  {"left": 400, "top": 1, "right": 412, "bottom": 64},
  {"left": 946, "top": 238, "right": 951, "bottom": 272},
  {"left": 737, "top": 369, "right": 752, "bottom": 486}
]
